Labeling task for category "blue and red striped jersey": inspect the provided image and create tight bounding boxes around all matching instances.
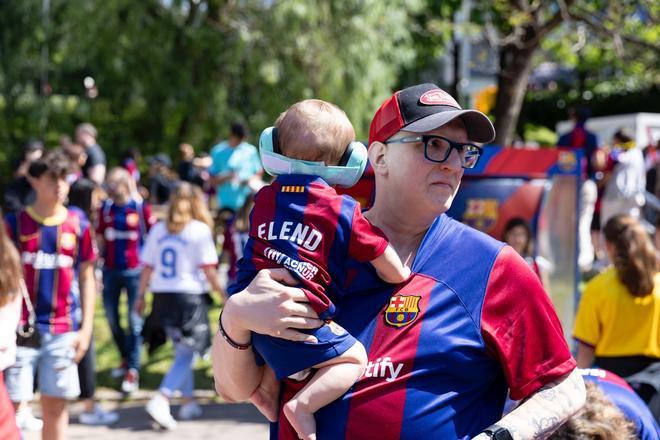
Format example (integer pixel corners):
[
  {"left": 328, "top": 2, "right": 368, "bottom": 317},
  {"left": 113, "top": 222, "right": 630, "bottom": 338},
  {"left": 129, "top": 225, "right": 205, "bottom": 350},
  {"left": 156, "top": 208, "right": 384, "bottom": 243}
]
[
  {"left": 97, "top": 199, "right": 155, "bottom": 270},
  {"left": 5, "top": 206, "right": 97, "bottom": 334},
  {"left": 232, "top": 174, "right": 388, "bottom": 319},
  {"left": 581, "top": 369, "right": 660, "bottom": 440},
  {"left": 271, "top": 214, "right": 575, "bottom": 439}
]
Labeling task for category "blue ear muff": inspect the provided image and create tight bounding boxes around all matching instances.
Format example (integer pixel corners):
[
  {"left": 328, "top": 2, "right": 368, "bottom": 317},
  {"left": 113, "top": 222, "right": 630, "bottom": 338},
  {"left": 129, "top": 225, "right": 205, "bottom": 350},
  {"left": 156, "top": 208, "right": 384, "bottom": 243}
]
[{"left": 259, "top": 126, "right": 368, "bottom": 188}]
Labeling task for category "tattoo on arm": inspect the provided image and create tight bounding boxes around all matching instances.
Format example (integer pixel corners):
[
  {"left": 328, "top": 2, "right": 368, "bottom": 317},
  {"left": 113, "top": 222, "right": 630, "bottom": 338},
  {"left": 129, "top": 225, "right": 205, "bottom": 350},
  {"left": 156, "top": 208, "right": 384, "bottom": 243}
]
[{"left": 492, "top": 370, "right": 586, "bottom": 440}]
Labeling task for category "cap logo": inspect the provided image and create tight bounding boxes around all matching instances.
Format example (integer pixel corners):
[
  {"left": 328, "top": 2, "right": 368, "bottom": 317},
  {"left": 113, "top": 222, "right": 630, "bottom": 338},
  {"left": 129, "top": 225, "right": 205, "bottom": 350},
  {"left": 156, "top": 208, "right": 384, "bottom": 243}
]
[{"left": 419, "top": 89, "right": 461, "bottom": 109}]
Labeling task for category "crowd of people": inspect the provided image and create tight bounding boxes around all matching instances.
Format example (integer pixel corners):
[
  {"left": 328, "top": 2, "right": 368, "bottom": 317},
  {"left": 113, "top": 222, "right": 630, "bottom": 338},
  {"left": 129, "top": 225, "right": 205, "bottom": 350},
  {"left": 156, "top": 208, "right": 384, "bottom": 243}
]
[
  {"left": 0, "top": 120, "right": 264, "bottom": 439},
  {"left": 0, "top": 83, "right": 657, "bottom": 440}
]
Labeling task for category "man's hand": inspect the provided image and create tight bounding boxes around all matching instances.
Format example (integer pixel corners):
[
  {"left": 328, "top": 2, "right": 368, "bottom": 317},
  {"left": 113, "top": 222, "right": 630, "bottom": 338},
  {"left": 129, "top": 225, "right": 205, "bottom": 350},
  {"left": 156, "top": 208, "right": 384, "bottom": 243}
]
[
  {"left": 72, "top": 329, "right": 92, "bottom": 363},
  {"left": 134, "top": 295, "right": 146, "bottom": 316},
  {"left": 227, "top": 268, "right": 322, "bottom": 343}
]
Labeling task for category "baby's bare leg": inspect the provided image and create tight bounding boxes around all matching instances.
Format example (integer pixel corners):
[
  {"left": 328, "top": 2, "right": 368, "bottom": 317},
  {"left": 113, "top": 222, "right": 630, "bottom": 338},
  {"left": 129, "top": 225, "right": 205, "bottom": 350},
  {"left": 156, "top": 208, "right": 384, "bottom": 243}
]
[{"left": 283, "top": 342, "right": 367, "bottom": 440}]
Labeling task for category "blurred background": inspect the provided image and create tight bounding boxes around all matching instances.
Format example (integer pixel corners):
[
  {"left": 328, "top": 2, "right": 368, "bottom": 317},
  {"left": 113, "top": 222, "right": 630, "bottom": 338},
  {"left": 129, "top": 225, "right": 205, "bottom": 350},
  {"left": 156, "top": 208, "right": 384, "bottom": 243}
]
[{"left": 1, "top": 0, "right": 658, "bottom": 173}]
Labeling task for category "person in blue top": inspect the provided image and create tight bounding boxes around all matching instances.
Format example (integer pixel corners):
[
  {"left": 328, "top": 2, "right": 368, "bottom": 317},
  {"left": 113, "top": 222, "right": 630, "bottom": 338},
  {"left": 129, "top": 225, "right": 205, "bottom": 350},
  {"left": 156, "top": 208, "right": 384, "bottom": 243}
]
[
  {"left": 549, "top": 368, "right": 659, "bottom": 440},
  {"left": 209, "top": 122, "right": 264, "bottom": 282},
  {"left": 213, "top": 84, "right": 587, "bottom": 440},
  {"left": 208, "top": 122, "right": 263, "bottom": 213}
]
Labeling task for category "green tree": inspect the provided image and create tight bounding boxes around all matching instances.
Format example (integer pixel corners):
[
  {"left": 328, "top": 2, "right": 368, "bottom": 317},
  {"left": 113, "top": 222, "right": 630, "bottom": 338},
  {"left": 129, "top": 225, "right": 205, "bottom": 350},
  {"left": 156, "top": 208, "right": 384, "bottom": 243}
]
[
  {"left": 410, "top": 0, "right": 659, "bottom": 145},
  {"left": 0, "top": 0, "right": 421, "bottom": 177}
]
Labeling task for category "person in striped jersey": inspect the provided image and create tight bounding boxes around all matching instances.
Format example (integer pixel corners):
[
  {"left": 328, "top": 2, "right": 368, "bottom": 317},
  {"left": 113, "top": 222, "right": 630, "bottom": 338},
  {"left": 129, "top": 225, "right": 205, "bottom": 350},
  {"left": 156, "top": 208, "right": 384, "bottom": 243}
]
[
  {"left": 4, "top": 150, "right": 97, "bottom": 440},
  {"left": 224, "top": 99, "right": 410, "bottom": 440}
]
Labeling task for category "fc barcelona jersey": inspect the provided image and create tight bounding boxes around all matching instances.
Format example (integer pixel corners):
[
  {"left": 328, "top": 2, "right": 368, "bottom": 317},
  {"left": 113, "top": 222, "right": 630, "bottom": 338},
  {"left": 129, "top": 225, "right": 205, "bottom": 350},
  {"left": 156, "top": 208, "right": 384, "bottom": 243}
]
[
  {"left": 232, "top": 174, "right": 388, "bottom": 319},
  {"left": 97, "top": 199, "right": 155, "bottom": 270},
  {"left": 272, "top": 215, "right": 576, "bottom": 439},
  {"left": 5, "top": 206, "right": 96, "bottom": 334}
]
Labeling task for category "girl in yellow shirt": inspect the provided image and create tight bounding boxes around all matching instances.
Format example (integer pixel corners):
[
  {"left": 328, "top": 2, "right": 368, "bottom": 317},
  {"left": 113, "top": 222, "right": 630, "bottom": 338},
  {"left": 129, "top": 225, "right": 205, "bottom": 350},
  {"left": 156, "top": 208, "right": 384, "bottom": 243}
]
[{"left": 574, "top": 215, "right": 660, "bottom": 378}]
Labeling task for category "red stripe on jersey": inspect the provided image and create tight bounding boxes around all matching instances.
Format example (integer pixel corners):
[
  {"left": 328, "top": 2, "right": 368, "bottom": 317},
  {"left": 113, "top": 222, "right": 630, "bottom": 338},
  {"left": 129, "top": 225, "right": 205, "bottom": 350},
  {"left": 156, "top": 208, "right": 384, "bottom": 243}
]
[
  {"left": 344, "top": 275, "right": 435, "bottom": 439},
  {"left": 303, "top": 183, "right": 342, "bottom": 272},
  {"left": 249, "top": 181, "right": 280, "bottom": 265},
  {"left": 53, "top": 216, "right": 81, "bottom": 333},
  {"left": 481, "top": 246, "right": 575, "bottom": 400},
  {"left": 105, "top": 228, "right": 117, "bottom": 268}
]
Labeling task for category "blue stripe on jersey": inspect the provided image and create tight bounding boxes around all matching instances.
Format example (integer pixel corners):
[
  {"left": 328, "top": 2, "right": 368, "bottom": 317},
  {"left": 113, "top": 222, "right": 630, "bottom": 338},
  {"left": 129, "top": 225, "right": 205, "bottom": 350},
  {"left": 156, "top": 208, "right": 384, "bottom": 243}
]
[
  {"left": 115, "top": 203, "right": 128, "bottom": 268},
  {"left": 326, "top": 196, "right": 356, "bottom": 303},
  {"left": 36, "top": 225, "right": 58, "bottom": 330},
  {"left": 314, "top": 264, "right": 396, "bottom": 439},
  {"left": 400, "top": 280, "right": 506, "bottom": 437},
  {"left": 5, "top": 213, "right": 18, "bottom": 245}
]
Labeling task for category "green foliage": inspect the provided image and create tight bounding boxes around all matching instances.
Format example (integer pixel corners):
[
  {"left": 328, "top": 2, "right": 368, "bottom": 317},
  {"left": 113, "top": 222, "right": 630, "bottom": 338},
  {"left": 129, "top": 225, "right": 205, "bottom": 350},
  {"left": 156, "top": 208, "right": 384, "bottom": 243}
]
[
  {"left": 0, "top": 0, "right": 421, "bottom": 176},
  {"left": 523, "top": 123, "right": 558, "bottom": 147}
]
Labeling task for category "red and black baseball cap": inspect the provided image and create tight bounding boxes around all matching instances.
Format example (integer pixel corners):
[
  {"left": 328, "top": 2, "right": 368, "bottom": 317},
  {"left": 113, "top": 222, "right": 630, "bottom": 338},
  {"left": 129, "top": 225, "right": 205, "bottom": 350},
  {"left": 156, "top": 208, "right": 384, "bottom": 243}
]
[{"left": 368, "top": 83, "right": 496, "bottom": 145}]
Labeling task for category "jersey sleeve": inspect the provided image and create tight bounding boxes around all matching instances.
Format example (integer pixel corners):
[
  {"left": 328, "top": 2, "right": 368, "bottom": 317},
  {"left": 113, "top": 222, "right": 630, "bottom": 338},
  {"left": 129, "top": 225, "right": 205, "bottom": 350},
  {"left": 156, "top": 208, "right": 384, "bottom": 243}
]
[
  {"left": 140, "top": 224, "right": 159, "bottom": 268},
  {"left": 573, "top": 280, "right": 601, "bottom": 347},
  {"left": 481, "top": 246, "right": 576, "bottom": 401},
  {"left": 4, "top": 213, "right": 17, "bottom": 243},
  {"left": 96, "top": 204, "right": 107, "bottom": 236},
  {"left": 347, "top": 204, "right": 388, "bottom": 263},
  {"left": 142, "top": 202, "right": 157, "bottom": 232},
  {"left": 78, "top": 219, "right": 98, "bottom": 263},
  {"left": 196, "top": 224, "right": 219, "bottom": 268}
]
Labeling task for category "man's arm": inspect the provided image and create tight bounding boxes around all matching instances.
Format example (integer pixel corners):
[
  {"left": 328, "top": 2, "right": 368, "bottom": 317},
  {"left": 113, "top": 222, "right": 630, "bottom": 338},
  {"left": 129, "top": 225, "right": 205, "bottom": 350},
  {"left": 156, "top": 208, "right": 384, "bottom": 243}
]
[
  {"left": 87, "top": 164, "right": 106, "bottom": 185},
  {"left": 211, "top": 269, "right": 321, "bottom": 403},
  {"left": 74, "top": 261, "right": 96, "bottom": 362},
  {"left": 576, "top": 341, "right": 596, "bottom": 368},
  {"left": 208, "top": 172, "right": 235, "bottom": 187},
  {"left": 474, "top": 369, "right": 585, "bottom": 440},
  {"left": 479, "top": 247, "right": 584, "bottom": 438}
]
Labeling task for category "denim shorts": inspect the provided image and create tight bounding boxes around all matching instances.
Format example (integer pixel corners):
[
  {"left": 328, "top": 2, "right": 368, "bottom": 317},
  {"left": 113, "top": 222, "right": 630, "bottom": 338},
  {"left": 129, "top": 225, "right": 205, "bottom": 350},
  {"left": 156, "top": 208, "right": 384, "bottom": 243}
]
[{"left": 5, "top": 331, "right": 80, "bottom": 401}]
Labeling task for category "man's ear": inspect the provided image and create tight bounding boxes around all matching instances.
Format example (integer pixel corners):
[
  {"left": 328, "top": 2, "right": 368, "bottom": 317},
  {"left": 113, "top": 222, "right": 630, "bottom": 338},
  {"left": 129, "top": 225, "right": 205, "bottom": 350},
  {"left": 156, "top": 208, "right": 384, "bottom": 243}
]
[{"left": 368, "top": 142, "right": 388, "bottom": 176}]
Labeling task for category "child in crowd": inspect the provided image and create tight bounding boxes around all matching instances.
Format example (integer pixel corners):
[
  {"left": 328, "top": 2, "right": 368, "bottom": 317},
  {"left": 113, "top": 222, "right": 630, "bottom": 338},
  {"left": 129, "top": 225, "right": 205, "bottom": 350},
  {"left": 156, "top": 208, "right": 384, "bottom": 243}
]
[
  {"left": 226, "top": 99, "right": 410, "bottom": 440},
  {"left": 97, "top": 167, "right": 156, "bottom": 394},
  {"left": 136, "top": 183, "right": 224, "bottom": 430},
  {"left": 4, "top": 150, "right": 97, "bottom": 439}
]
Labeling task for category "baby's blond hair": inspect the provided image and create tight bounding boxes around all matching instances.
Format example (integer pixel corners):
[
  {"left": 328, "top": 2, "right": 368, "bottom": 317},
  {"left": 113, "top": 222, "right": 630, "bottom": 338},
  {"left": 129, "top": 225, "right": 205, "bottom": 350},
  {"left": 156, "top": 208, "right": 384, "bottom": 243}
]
[{"left": 275, "top": 99, "right": 355, "bottom": 166}]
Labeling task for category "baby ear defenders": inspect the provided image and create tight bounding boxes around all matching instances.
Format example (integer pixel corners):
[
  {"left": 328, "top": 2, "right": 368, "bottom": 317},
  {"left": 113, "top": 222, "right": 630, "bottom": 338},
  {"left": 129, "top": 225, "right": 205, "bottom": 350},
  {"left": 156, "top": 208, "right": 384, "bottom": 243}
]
[{"left": 258, "top": 126, "right": 368, "bottom": 188}]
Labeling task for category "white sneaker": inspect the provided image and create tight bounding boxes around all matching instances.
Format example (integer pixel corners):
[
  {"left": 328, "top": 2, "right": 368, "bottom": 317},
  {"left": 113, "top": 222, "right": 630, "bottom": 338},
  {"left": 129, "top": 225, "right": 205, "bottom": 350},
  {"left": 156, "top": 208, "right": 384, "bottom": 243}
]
[
  {"left": 78, "top": 405, "right": 120, "bottom": 426},
  {"left": 178, "top": 401, "right": 202, "bottom": 420},
  {"left": 121, "top": 368, "right": 140, "bottom": 395},
  {"left": 15, "top": 407, "right": 43, "bottom": 431},
  {"left": 146, "top": 394, "right": 177, "bottom": 430}
]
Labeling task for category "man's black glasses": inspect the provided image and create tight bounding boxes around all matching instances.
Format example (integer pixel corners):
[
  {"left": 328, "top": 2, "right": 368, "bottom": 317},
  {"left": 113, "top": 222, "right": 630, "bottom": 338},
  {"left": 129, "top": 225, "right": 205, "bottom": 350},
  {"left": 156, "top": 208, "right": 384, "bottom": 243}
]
[{"left": 384, "top": 135, "right": 483, "bottom": 169}]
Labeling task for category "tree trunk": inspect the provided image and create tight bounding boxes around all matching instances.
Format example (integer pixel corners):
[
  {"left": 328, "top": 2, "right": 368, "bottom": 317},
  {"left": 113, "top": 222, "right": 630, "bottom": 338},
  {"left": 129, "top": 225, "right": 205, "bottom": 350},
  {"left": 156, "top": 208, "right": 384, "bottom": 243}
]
[{"left": 492, "top": 43, "right": 536, "bottom": 146}]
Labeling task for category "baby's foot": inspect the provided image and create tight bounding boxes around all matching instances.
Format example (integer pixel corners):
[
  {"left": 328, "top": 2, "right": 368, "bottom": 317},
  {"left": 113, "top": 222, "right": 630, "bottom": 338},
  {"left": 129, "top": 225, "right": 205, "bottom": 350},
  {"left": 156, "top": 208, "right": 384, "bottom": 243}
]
[{"left": 283, "top": 399, "right": 317, "bottom": 440}]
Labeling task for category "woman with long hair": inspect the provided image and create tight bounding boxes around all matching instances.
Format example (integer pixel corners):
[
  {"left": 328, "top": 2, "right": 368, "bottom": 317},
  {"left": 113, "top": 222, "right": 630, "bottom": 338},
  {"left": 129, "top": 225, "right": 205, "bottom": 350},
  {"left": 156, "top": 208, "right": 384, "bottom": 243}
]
[
  {"left": 135, "top": 182, "right": 223, "bottom": 430},
  {"left": 0, "top": 206, "right": 25, "bottom": 440},
  {"left": 574, "top": 214, "right": 660, "bottom": 379}
]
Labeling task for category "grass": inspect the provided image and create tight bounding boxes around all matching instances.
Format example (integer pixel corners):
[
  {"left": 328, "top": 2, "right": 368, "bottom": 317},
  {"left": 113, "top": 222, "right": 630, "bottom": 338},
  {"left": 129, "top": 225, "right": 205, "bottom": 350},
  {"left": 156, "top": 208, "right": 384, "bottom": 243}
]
[{"left": 93, "top": 290, "right": 223, "bottom": 393}]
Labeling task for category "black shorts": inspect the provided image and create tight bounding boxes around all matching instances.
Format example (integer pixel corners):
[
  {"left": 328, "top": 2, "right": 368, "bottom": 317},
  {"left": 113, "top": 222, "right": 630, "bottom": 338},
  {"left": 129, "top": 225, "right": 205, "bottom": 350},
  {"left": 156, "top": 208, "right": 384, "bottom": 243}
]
[{"left": 145, "top": 292, "right": 212, "bottom": 354}]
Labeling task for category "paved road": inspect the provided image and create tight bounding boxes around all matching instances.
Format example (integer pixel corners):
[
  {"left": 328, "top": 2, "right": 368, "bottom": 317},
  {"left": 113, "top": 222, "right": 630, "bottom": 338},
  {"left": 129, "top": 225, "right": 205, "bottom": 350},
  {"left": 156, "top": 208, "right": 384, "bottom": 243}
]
[{"left": 24, "top": 400, "right": 269, "bottom": 440}]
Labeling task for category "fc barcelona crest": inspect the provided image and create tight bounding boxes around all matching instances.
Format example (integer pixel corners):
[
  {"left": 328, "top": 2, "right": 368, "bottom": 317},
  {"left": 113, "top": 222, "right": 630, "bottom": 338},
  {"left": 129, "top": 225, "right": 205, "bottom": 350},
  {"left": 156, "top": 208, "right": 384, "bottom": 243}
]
[
  {"left": 463, "top": 198, "right": 499, "bottom": 233},
  {"left": 384, "top": 295, "right": 421, "bottom": 328},
  {"left": 126, "top": 213, "right": 140, "bottom": 227}
]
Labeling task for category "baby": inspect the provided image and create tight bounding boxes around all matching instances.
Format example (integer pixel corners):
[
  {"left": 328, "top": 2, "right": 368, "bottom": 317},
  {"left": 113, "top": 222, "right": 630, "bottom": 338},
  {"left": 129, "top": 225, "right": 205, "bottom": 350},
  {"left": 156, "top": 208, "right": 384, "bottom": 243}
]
[{"left": 228, "top": 99, "right": 409, "bottom": 439}]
